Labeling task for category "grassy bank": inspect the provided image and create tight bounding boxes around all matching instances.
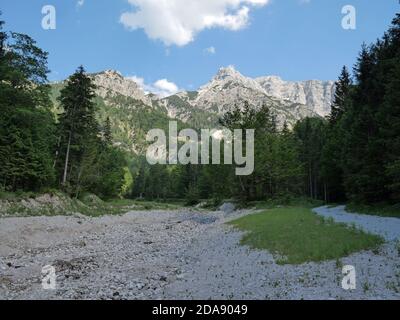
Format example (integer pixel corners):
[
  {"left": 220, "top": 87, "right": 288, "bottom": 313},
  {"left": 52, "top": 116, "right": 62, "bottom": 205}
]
[
  {"left": 228, "top": 206, "right": 383, "bottom": 265},
  {"left": 0, "top": 191, "right": 184, "bottom": 218}
]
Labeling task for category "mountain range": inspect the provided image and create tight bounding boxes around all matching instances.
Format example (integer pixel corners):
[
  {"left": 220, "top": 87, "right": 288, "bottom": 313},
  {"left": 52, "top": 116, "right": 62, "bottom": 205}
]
[{"left": 51, "top": 67, "right": 335, "bottom": 154}]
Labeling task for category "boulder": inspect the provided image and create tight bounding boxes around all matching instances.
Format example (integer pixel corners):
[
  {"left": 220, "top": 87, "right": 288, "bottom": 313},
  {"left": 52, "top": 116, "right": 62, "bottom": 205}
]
[{"left": 219, "top": 202, "right": 236, "bottom": 214}]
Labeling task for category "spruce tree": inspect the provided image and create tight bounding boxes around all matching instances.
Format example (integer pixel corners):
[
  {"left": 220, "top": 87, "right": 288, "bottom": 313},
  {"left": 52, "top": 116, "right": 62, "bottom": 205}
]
[
  {"left": 104, "top": 116, "right": 112, "bottom": 146},
  {"left": 339, "top": 15, "right": 400, "bottom": 203},
  {"left": 341, "top": 44, "right": 383, "bottom": 203},
  {"left": 377, "top": 14, "right": 400, "bottom": 201},
  {"left": 0, "top": 13, "right": 6, "bottom": 61},
  {"left": 0, "top": 16, "right": 55, "bottom": 191},
  {"left": 322, "top": 67, "right": 353, "bottom": 202},
  {"left": 57, "top": 66, "right": 98, "bottom": 190},
  {"left": 329, "top": 66, "right": 352, "bottom": 124}
]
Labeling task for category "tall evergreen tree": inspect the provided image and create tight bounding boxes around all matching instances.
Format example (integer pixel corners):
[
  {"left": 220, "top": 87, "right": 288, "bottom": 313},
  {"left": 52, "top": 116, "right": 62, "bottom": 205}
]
[
  {"left": 103, "top": 116, "right": 112, "bottom": 146},
  {"left": 0, "top": 13, "right": 6, "bottom": 61},
  {"left": 340, "top": 47, "right": 384, "bottom": 203},
  {"left": 321, "top": 67, "right": 353, "bottom": 202},
  {"left": 377, "top": 14, "right": 400, "bottom": 202},
  {"left": 57, "top": 66, "right": 97, "bottom": 190},
  {"left": 56, "top": 67, "right": 127, "bottom": 198},
  {"left": 329, "top": 66, "right": 352, "bottom": 124},
  {"left": 336, "top": 14, "right": 400, "bottom": 203},
  {"left": 294, "top": 118, "right": 327, "bottom": 200},
  {"left": 0, "top": 16, "right": 55, "bottom": 191},
  {"left": 382, "top": 61, "right": 400, "bottom": 201}
]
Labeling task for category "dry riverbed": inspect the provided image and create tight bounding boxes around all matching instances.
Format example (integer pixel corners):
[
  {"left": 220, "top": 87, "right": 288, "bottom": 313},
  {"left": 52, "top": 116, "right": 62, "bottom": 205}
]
[{"left": 0, "top": 208, "right": 399, "bottom": 300}]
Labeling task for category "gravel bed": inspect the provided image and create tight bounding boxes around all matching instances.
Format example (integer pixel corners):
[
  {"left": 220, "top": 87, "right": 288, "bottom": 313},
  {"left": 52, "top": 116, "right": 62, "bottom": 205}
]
[
  {"left": 0, "top": 208, "right": 399, "bottom": 300},
  {"left": 313, "top": 206, "right": 400, "bottom": 241}
]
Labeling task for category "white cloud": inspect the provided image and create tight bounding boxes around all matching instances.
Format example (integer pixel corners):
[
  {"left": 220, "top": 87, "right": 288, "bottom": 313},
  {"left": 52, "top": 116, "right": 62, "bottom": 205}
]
[
  {"left": 204, "top": 46, "right": 216, "bottom": 55},
  {"left": 128, "top": 76, "right": 180, "bottom": 98},
  {"left": 120, "top": 0, "right": 270, "bottom": 46},
  {"left": 128, "top": 75, "right": 146, "bottom": 87},
  {"left": 77, "top": 0, "right": 85, "bottom": 8},
  {"left": 153, "top": 79, "right": 179, "bottom": 96}
]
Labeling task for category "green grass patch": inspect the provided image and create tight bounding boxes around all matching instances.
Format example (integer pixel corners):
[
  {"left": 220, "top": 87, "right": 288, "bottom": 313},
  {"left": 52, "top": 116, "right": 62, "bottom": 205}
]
[
  {"left": 346, "top": 203, "right": 400, "bottom": 218},
  {"left": 228, "top": 206, "right": 383, "bottom": 265}
]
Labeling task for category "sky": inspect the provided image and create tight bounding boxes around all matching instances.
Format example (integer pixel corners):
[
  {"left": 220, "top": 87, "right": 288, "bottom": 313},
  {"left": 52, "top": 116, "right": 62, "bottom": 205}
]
[{"left": 1, "top": 0, "right": 399, "bottom": 95}]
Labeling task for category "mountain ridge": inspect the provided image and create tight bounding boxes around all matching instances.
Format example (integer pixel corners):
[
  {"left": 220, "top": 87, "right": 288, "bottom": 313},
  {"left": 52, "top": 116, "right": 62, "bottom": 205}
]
[
  {"left": 50, "top": 67, "right": 335, "bottom": 154},
  {"left": 87, "top": 66, "right": 335, "bottom": 119}
]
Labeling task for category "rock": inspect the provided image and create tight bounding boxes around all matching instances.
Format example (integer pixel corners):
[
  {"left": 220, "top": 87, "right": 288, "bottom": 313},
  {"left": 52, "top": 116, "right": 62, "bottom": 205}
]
[
  {"left": 136, "top": 283, "right": 145, "bottom": 290},
  {"left": 219, "top": 202, "right": 236, "bottom": 214},
  {"left": 195, "top": 202, "right": 208, "bottom": 209},
  {"left": 160, "top": 276, "right": 168, "bottom": 282},
  {"left": 91, "top": 70, "right": 152, "bottom": 106}
]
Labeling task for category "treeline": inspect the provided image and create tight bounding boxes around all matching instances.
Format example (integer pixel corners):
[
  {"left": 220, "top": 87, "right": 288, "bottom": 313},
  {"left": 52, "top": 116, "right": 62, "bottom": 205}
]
[
  {"left": 130, "top": 103, "right": 304, "bottom": 204},
  {"left": 131, "top": 14, "right": 400, "bottom": 206},
  {"left": 315, "top": 13, "right": 400, "bottom": 205},
  {"left": 2, "top": 11, "right": 399, "bottom": 207},
  {"left": 0, "top": 15, "right": 127, "bottom": 199}
]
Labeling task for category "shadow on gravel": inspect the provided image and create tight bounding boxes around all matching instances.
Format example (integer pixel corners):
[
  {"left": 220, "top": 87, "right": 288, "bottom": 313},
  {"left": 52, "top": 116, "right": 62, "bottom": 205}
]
[{"left": 181, "top": 213, "right": 219, "bottom": 225}]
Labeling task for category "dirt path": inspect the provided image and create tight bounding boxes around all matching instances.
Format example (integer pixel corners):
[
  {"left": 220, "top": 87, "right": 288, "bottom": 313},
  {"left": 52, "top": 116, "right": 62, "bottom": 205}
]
[{"left": 0, "top": 209, "right": 399, "bottom": 300}]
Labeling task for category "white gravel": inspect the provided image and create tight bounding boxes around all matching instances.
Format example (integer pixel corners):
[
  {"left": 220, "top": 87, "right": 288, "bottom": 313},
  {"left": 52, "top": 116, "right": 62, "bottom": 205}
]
[
  {"left": 313, "top": 206, "right": 400, "bottom": 241},
  {"left": 0, "top": 208, "right": 399, "bottom": 300}
]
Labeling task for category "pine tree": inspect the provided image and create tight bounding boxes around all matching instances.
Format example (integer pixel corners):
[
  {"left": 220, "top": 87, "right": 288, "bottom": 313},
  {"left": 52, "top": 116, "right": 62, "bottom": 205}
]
[
  {"left": 0, "top": 13, "right": 6, "bottom": 61},
  {"left": 57, "top": 66, "right": 98, "bottom": 190},
  {"left": 377, "top": 14, "right": 400, "bottom": 201},
  {"left": 340, "top": 44, "right": 383, "bottom": 203},
  {"left": 294, "top": 118, "right": 327, "bottom": 200},
  {"left": 329, "top": 66, "right": 352, "bottom": 124},
  {"left": 382, "top": 61, "right": 400, "bottom": 201},
  {"left": 338, "top": 16, "right": 400, "bottom": 203},
  {"left": 322, "top": 67, "right": 353, "bottom": 202},
  {"left": 353, "top": 44, "right": 377, "bottom": 106},
  {"left": 104, "top": 116, "right": 112, "bottom": 146},
  {"left": 0, "top": 16, "right": 55, "bottom": 191}
]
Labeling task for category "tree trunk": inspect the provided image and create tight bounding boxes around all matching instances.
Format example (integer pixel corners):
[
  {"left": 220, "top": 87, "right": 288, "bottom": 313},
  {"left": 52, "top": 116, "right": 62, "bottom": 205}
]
[
  {"left": 62, "top": 131, "right": 72, "bottom": 185},
  {"left": 309, "top": 163, "right": 313, "bottom": 199},
  {"left": 75, "top": 164, "right": 83, "bottom": 199},
  {"left": 314, "top": 176, "right": 318, "bottom": 200},
  {"left": 53, "top": 135, "right": 62, "bottom": 169}
]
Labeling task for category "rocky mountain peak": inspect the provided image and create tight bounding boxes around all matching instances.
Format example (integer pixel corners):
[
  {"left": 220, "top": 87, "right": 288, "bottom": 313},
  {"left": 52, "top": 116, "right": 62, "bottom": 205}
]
[
  {"left": 201, "top": 66, "right": 265, "bottom": 95},
  {"left": 75, "top": 66, "right": 336, "bottom": 130},
  {"left": 101, "top": 69, "right": 124, "bottom": 78},
  {"left": 255, "top": 76, "right": 335, "bottom": 117},
  {"left": 214, "top": 65, "right": 243, "bottom": 81},
  {"left": 91, "top": 70, "right": 151, "bottom": 106}
]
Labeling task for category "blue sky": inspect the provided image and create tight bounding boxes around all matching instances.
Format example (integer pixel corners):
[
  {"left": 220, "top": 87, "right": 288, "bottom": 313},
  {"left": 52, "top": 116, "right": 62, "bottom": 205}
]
[{"left": 1, "top": 1, "right": 398, "bottom": 93}]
